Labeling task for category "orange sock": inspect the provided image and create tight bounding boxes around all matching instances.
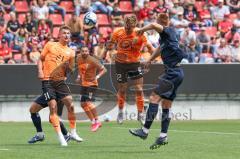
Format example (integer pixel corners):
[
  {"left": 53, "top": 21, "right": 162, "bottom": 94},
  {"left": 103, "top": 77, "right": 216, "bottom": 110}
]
[
  {"left": 89, "top": 103, "right": 98, "bottom": 120},
  {"left": 117, "top": 92, "right": 125, "bottom": 110},
  {"left": 67, "top": 106, "right": 76, "bottom": 129},
  {"left": 81, "top": 102, "right": 94, "bottom": 121},
  {"left": 136, "top": 92, "right": 144, "bottom": 113},
  {"left": 49, "top": 114, "right": 61, "bottom": 133}
]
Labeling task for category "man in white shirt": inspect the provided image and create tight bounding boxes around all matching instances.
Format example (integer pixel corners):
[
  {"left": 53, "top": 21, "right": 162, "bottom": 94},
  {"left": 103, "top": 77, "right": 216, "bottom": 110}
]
[{"left": 211, "top": 0, "right": 230, "bottom": 23}]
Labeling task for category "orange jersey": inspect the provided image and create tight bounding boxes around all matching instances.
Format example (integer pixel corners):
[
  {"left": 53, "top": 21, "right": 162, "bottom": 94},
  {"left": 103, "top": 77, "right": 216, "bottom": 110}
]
[
  {"left": 41, "top": 42, "right": 75, "bottom": 80},
  {"left": 111, "top": 27, "right": 148, "bottom": 63},
  {"left": 77, "top": 55, "right": 103, "bottom": 87}
]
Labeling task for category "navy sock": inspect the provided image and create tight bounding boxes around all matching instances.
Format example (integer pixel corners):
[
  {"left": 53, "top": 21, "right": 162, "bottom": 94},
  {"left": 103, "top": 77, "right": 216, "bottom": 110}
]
[
  {"left": 161, "top": 109, "right": 171, "bottom": 133},
  {"left": 31, "top": 113, "right": 42, "bottom": 132},
  {"left": 143, "top": 103, "right": 159, "bottom": 129},
  {"left": 60, "top": 121, "right": 68, "bottom": 136}
]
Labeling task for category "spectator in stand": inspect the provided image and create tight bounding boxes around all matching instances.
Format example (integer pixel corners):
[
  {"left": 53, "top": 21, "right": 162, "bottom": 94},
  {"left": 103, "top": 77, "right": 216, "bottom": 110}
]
[
  {"left": 138, "top": 1, "right": 151, "bottom": 27},
  {"left": 209, "top": 0, "right": 219, "bottom": 7},
  {"left": 32, "top": 0, "right": 53, "bottom": 31},
  {"left": 211, "top": 0, "right": 230, "bottom": 24},
  {"left": 143, "top": 11, "right": 157, "bottom": 26},
  {"left": 0, "top": 8, "right": 5, "bottom": 26},
  {"left": 23, "top": 13, "right": 37, "bottom": 34},
  {"left": 90, "top": 0, "right": 111, "bottom": 15},
  {"left": 0, "top": 38, "right": 12, "bottom": 63},
  {"left": 233, "top": 11, "right": 240, "bottom": 33},
  {"left": 0, "top": 56, "right": 5, "bottom": 64},
  {"left": 199, "top": 4, "right": 213, "bottom": 27},
  {"left": 37, "top": 19, "right": 50, "bottom": 45},
  {"left": 134, "top": 0, "right": 146, "bottom": 11},
  {"left": 188, "top": 18, "right": 200, "bottom": 32},
  {"left": 171, "top": 11, "right": 189, "bottom": 39},
  {"left": 4, "top": 12, "right": 20, "bottom": 47},
  {"left": 12, "top": 27, "right": 28, "bottom": 56},
  {"left": 66, "top": 13, "right": 84, "bottom": 40},
  {"left": 27, "top": 29, "right": 41, "bottom": 52},
  {"left": 199, "top": 47, "right": 215, "bottom": 63},
  {"left": 169, "top": 0, "right": 184, "bottom": 17},
  {"left": 46, "top": 0, "right": 66, "bottom": 23},
  {"left": 0, "top": 23, "right": 5, "bottom": 41},
  {"left": 226, "top": 0, "right": 240, "bottom": 13},
  {"left": 29, "top": 44, "right": 40, "bottom": 64},
  {"left": 209, "top": 36, "right": 219, "bottom": 54},
  {"left": 215, "top": 38, "right": 232, "bottom": 63},
  {"left": 180, "top": 26, "right": 196, "bottom": 47},
  {"left": 74, "top": 0, "right": 91, "bottom": 16},
  {"left": 184, "top": 4, "right": 197, "bottom": 22},
  {"left": 93, "top": 38, "right": 106, "bottom": 61},
  {"left": 184, "top": 39, "right": 199, "bottom": 63},
  {"left": 224, "top": 27, "right": 240, "bottom": 44},
  {"left": 147, "top": 30, "right": 160, "bottom": 48},
  {"left": 218, "top": 14, "right": 233, "bottom": 36},
  {"left": 105, "top": 41, "right": 116, "bottom": 63},
  {"left": 0, "top": 0, "right": 15, "bottom": 13},
  {"left": 196, "top": 27, "right": 210, "bottom": 53},
  {"left": 111, "top": 3, "right": 123, "bottom": 27},
  {"left": 106, "top": 0, "right": 118, "bottom": 14},
  {"left": 153, "top": 0, "right": 169, "bottom": 16},
  {"left": 231, "top": 40, "right": 240, "bottom": 62}
]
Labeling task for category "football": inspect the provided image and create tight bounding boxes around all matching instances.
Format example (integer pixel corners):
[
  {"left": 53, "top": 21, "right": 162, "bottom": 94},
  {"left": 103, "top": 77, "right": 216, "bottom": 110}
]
[
  {"left": 83, "top": 11, "right": 97, "bottom": 26},
  {"left": 103, "top": 114, "right": 111, "bottom": 122}
]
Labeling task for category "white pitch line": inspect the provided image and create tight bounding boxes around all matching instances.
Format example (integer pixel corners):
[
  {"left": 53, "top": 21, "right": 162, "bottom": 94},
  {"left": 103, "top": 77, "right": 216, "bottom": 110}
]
[
  {"left": 0, "top": 149, "right": 9, "bottom": 151},
  {"left": 113, "top": 127, "right": 240, "bottom": 136}
]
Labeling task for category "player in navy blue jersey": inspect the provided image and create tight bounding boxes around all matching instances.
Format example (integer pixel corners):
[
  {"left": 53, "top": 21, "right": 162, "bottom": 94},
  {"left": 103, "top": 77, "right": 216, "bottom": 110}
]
[{"left": 129, "top": 13, "right": 187, "bottom": 150}]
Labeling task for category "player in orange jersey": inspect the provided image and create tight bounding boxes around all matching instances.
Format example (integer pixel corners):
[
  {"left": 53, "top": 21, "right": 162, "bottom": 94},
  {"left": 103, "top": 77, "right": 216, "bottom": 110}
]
[
  {"left": 76, "top": 46, "right": 107, "bottom": 132},
  {"left": 109, "top": 14, "right": 154, "bottom": 124},
  {"left": 37, "top": 25, "right": 82, "bottom": 146}
]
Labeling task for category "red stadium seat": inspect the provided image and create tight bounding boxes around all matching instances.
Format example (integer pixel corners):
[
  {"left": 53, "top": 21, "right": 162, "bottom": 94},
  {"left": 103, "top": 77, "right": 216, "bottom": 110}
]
[
  {"left": 205, "top": 27, "right": 217, "bottom": 37},
  {"left": 60, "top": 1, "right": 74, "bottom": 13},
  {"left": 119, "top": 1, "right": 133, "bottom": 12},
  {"left": 149, "top": 1, "right": 158, "bottom": 8},
  {"left": 53, "top": 27, "right": 60, "bottom": 38},
  {"left": 18, "top": 14, "right": 26, "bottom": 25},
  {"left": 194, "top": 1, "right": 205, "bottom": 12},
  {"left": 97, "top": 14, "right": 109, "bottom": 25},
  {"left": 49, "top": 14, "right": 63, "bottom": 25},
  {"left": 4, "top": 14, "right": 10, "bottom": 22},
  {"left": 99, "top": 27, "right": 112, "bottom": 36},
  {"left": 15, "top": 1, "right": 29, "bottom": 12},
  {"left": 64, "top": 14, "right": 72, "bottom": 23}
]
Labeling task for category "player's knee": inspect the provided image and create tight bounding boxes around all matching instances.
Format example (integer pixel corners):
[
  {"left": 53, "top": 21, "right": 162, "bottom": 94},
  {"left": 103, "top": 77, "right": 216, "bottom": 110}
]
[
  {"left": 149, "top": 93, "right": 161, "bottom": 104},
  {"left": 29, "top": 103, "right": 40, "bottom": 113}
]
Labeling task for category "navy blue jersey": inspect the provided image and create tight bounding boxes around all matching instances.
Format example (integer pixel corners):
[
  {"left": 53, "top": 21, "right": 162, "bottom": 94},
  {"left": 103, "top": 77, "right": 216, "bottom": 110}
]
[{"left": 158, "top": 27, "right": 187, "bottom": 67}]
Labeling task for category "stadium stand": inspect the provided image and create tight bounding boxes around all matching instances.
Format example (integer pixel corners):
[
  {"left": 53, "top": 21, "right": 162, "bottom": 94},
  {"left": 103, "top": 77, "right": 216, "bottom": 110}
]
[{"left": 0, "top": 0, "right": 239, "bottom": 64}]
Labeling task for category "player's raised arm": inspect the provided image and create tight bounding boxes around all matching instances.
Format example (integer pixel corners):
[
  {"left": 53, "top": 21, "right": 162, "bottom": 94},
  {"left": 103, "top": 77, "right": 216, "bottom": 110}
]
[{"left": 138, "top": 23, "right": 163, "bottom": 34}]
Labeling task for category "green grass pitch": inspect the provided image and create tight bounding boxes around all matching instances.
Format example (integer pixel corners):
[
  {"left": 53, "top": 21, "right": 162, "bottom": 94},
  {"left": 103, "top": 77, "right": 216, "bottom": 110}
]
[{"left": 0, "top": 120, "right": 240, "bottom": 159}]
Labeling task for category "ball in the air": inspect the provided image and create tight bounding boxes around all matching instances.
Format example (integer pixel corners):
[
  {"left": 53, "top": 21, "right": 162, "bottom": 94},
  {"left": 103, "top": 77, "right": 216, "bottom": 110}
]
[{"left": 83, "top": 12, "right": 97, "bottom": 26}]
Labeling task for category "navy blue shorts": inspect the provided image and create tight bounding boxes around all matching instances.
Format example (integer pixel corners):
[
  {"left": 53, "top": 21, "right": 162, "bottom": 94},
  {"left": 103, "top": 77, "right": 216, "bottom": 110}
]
[
  {"left": 154, "top": 66, "right": 184, "bottom": 101},
  {"left": 34, "top": 95, "right": 48, "bottom": 108}
]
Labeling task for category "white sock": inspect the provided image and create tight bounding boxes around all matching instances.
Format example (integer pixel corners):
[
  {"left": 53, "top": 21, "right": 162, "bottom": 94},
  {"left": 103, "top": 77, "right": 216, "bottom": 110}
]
[
  {"left": 159, "top": 133, "right": 167, "bottom": 138},
  {"left": 91, "top": 120, "right": 95, "bottom": 124},
  {"left": 37, "top": 132, "right": 44, "bottom": 137},
  {"left": 142, "top": 127, "right": 149, "bottom": 134},
  {"left": 70, "top": 128, "right": 76, "bottom": 134},
  {"left": 95, "top": 119, "right": 99, "bottom": 123}
]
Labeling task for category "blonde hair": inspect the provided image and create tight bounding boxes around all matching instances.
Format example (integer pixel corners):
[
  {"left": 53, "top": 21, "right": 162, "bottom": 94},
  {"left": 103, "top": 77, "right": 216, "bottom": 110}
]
[{"left": 124, "top": 14, "right": 138, "bottom": 27}]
